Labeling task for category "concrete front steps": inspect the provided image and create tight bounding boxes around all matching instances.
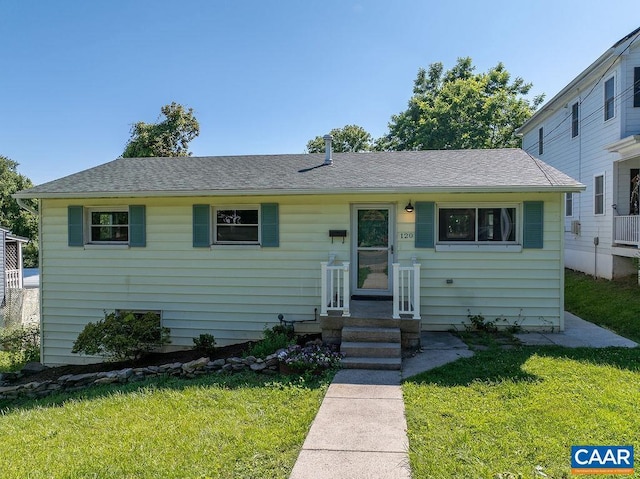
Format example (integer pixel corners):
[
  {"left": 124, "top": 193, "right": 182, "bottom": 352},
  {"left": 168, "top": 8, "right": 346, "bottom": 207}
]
[{"left": 340, "top": 324, "right": 402, "bottom": 370}]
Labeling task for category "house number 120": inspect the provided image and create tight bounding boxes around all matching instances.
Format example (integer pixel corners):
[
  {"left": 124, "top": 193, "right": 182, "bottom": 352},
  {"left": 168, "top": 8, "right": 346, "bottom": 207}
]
[{"left": 400, "top": 233, "right": 414, "bottom": 239}]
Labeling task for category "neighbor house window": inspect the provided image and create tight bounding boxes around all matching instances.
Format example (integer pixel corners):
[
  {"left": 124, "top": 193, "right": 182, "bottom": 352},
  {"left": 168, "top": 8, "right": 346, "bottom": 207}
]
[
  {"left": 89, "top": 209, "right": 129, "bottom": 243},
  {"left": 594, "top": 174, "right": 605, "bottom": 215},
  {"left": 538, "top": 127, "right": 544, "bottom": 155},
  {"left": 571, "top": 102, "right": 579, "bottom": 137},
  {"left": 634, "top": 67, "right": 640, "bottom": 108},
  {"left": 438, "top": 207, "right": 517, "bottom": 243},
  {"left": 604, "top": 77, "right": 615, "bottom": 121},
  {"left": 214, "top": 207, "right": 260, "bottom": 244},
  {"left": 565, "top": 193, "right": 573, "bottom": 217}
]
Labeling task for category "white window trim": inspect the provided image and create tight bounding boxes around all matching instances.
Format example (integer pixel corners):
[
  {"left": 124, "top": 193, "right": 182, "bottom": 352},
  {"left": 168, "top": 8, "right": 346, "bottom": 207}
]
[
  {"left": 538, "top": 127, "right": 544, "bottom": 155},
  {"left": 571, "top": 101, "right": 579, "bottom": 139},
  {"left": 593, "top": 173, "right": 606, "bottom": 216},
  {"left": 213, "top": 205, "right": 261, "bottom": 245},
  {"left": 604, "top": 76, "right": 616, "bottom": 122},
  {"left": 436, "top": 203, "right": 521, "bottom": 246},
  {"left": 565, "top": 193, "right": 573, "bottom": 217},
  {"left": 85, "top": 207, "right": 129, "bottom": 245}
]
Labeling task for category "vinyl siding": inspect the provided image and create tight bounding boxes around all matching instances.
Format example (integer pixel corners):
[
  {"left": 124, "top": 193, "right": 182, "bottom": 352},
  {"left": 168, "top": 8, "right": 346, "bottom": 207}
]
[
  {"left": 40, "top": 192, "right": 564, "bottom": 365},
  {"left": 521, "top": 63, "right": 623, "bottom": 278},
  {"left": 622, "top": 44, "right": 640, "bottom": 137}
]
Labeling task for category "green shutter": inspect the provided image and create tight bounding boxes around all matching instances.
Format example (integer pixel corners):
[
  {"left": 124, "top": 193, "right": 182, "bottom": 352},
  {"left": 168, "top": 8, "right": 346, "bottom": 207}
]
[
  {"left": 523, "top": 201, "right": 544, "bottom": 249},
  {"left": 415, "top": 202, "right": 435, "bottom": 248},
  {"left": 129, "top": 205, "right": 146, "bottom": 247},
  {"left": 193, "top": 204, "right": 211, "bottom": 247},
  {"left": 68, "top": 206, "right": 84, "bottom": 247},
  {"left": 261, "top": 203, "right": 279, "bottom": 247}
]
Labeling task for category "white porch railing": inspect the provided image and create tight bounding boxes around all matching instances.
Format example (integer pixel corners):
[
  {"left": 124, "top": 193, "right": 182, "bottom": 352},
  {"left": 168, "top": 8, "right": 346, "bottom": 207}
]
[
  {"left": 392, "top": 261, "right": 421, "bottom": 320},
  {"left": 5, "top": 269, "right": 22, "bottom": 289},
  {"left": 614, "top": 215, "right": 640, "bottom": 246},
  {"left": 320, "top": 261, "right": 350, "bottom": 317}
]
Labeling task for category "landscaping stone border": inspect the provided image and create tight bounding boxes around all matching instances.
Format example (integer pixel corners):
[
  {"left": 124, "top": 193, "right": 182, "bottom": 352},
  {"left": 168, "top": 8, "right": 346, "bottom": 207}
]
[{"left": 0, "top": 353, "right": 280, "bottom": 401}]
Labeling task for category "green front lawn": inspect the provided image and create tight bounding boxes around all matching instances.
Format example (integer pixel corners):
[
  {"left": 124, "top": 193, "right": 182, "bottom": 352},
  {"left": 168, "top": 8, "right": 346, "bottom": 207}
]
[
  {"left": 565, "top": 269, "right": 640, "bottom": 343},
  {"left": 403, "top": 347, "right": 640, "bottom": 478},
  {"left": 0, "top": 372, "right": 329, "bottom": 479}
]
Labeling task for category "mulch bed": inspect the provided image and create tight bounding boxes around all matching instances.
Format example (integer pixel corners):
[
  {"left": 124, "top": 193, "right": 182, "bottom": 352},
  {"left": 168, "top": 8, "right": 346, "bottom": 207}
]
[
  {"left": 11, "top": 333, "right": 322, "bottom": 386},
  {"left": 11, "top": 342, "right": 250, "bottom": 386}
]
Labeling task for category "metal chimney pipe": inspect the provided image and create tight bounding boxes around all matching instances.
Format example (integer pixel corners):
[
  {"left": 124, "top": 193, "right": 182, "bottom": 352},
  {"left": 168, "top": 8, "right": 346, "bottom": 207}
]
[{"left": 323, "top": 134, "right": 333, "bottom": 166}]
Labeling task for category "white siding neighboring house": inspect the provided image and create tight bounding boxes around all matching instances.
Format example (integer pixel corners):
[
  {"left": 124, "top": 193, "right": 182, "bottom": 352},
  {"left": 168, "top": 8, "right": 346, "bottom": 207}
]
[
  {"left": 518, "top": 26, "right": 640, "bottom": 279},
  {"left": 15, "top": 146, "right": 583, "bottom": 365}
]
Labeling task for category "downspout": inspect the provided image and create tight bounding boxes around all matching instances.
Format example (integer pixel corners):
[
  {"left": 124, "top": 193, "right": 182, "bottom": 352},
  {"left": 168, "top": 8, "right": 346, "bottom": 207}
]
[{"left": 16, "top": 197, "right": 38, "bottom": 216}]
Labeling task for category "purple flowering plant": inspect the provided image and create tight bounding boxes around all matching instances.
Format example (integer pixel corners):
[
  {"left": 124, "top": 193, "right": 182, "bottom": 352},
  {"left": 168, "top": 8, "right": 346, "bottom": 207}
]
[{"left": 277, "top": 343, "right": 343, "bottom": 372}]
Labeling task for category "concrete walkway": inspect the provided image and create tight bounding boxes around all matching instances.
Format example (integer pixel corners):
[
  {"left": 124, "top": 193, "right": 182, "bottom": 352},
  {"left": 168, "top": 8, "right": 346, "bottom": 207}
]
[
  {"left": 289, "top": 369, "right": 411, "bottom": 479},
  {"left": 515, "top": 312, "right": 638, "bottom": 348},
  {"left": 290, "top": 313, "right": 637, "bottom": 478}
]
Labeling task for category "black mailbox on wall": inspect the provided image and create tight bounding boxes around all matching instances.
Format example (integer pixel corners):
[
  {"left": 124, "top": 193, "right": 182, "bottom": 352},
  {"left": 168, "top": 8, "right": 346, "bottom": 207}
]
[{"left": 329, "top": 230, "right": 348, "bottom": 243}]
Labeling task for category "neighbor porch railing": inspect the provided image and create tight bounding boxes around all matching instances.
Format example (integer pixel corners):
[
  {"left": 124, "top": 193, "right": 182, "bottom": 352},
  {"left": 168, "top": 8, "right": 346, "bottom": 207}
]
[
  {"left": 320, "top": 259, "right": 350, "bottom": 317},
  {"left": 614, "top": 215, "right": 640, "bottom": 247},
  {"left": 5, "top": 269, "right": 22, "bottom": 289},
  {"left": 392, "top": 260, "right": 421, "bottom": 319}
]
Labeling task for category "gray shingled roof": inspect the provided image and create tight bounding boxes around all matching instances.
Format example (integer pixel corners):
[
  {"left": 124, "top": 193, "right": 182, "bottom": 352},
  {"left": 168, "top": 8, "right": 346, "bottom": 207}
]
[{"left": 15, "top": 149, "right": 584, "bottom": 199}]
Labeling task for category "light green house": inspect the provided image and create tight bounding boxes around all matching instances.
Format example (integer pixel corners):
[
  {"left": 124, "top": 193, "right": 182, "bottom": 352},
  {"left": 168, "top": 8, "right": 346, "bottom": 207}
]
[{"left": 16, "top": 142, "right": 584, "bottom": 365}]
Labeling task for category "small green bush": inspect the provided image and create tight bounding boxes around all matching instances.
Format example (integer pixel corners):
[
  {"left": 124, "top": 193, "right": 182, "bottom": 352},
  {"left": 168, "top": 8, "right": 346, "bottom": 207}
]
[
  {"left": 192, "top": 333, "right": 216, "bottom": 356},
  {"left": 246, "top": 324, "right": 295, "bottom": 358},
  {"left": 0, "top": 325, "right": 40, "bottom": 368},
  {"left": 72, "top": 311, "right": 170, "bottom": 361}
]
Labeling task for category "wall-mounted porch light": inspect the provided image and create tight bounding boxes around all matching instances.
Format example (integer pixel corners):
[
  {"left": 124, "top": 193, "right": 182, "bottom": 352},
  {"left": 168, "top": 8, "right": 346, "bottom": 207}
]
[{"left": 404, "top": 201, "right": 414, "bottom": 213}]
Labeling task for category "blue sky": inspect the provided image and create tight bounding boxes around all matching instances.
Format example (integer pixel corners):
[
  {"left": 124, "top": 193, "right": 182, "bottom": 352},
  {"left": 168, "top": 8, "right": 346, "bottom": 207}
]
[{"left": 1, "top": 1, "right": 638, "bottom": 185}]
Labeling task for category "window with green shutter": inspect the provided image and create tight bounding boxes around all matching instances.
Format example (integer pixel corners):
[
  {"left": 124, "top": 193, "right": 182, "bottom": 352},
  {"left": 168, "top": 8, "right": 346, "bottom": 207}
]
[
  {"left": 68, "top": 205, "right": 147, "bottom": 247},
  {"left": 198, "top": 203, "right": 280, "bottom": 247}
]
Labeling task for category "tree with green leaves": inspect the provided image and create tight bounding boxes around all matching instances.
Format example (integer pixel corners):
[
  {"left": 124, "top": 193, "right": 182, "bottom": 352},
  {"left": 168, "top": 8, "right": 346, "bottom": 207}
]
[
  {"left": 122, "top": 102, "right": 200, "bottom": 158},
  {"left": 306, "top": 124, "right": 374, "bottom": 153},
  {"left": 0, "top": 155, "right": 38, "bottom": 266},
  {"left": 377, "top": 57, "right": 544, "bottom": 151}
]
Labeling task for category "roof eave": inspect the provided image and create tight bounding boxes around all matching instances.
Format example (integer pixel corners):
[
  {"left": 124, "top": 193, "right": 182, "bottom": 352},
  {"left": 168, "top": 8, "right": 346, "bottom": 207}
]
[
  {"left": 517, "top": 48, "right": 619, "bottom": 136},
  {"left": 13, "top": 184, "right": 586, "bottom": 200}
]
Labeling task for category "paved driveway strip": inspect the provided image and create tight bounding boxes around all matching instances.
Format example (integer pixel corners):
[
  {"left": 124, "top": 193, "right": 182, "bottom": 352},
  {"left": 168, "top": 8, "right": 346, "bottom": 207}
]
[{"left": 289, "top": 369, "right": 411, "bottom": 479}]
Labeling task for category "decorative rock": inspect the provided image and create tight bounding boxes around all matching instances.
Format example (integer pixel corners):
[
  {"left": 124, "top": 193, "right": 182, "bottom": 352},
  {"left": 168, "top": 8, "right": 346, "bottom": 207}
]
[
  {"left": 231, "top": 364, "right": 246, "bottom": 371},
  {"left": 209, "top": 358, "right": 226, "bottom": 369},
  {"left": 117, "top": 368, "right": 134, "bottom": 381},
  {"left": 182, "top": 357, "right": 209, "bottom": 373},
  {"left": 21, "top": 382, "right": 41, "bottom": 390},
  {"left": 158, "top": 362, "right": 183, "bottom": 373},
  {"left": 93, "top": 377, "right": 119, "bottom": 385},
  {"left": 265, "top": 357, "right": 279, "bottom": 368},
  {"left": 250, "top": 362, "right": 267, "bottom": 372},
  {"left": 227, "top": 357, "right": 244, "bottom": 365},
  {"left": 0, "top": 385, "right": 21, "bottom": 394},
  {"left": 244, "top": 356, "right": 257, "bottom": 364},
  {"left": 222, "top": 363, "right": 233, "bottom": 372}
]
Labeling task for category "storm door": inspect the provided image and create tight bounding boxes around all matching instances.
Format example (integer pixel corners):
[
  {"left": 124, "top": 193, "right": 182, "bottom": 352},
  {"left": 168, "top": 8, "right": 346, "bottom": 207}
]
[{"left": 352, "top": 205, "right": 395, "bottom": 296}]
